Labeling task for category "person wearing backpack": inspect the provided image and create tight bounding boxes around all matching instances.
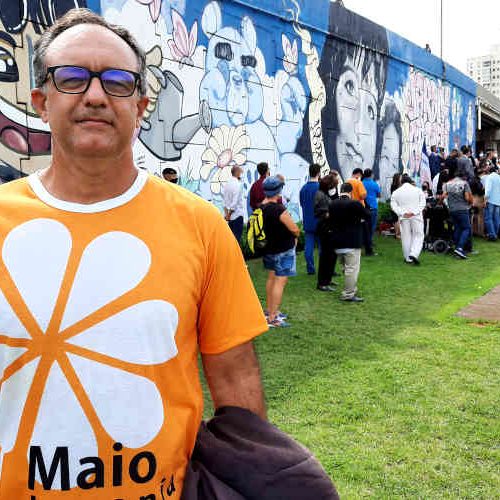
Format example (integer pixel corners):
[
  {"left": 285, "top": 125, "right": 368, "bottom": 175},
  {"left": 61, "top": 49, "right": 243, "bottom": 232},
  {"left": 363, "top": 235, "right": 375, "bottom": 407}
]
[{"left": 261, "top": 176, "right": 300, "bottom": 328}]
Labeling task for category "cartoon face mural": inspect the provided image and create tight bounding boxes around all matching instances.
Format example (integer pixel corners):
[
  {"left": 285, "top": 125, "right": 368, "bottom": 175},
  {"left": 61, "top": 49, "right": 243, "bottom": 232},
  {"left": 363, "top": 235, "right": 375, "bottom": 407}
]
[
  {"left": 317, "top": 3, "right": 388, "bottom": 181},
  {"left": 378, "top": 99, "right": 403, "bottom": 198},
  {"left": 200, "top": 2, "right": 261, "bottom": 128},
  {"left": 197, "top": 1, "right": 308, "bottom": 217},
  {"left": 0, "top": 0, "right": 87, "bottom": 181}
]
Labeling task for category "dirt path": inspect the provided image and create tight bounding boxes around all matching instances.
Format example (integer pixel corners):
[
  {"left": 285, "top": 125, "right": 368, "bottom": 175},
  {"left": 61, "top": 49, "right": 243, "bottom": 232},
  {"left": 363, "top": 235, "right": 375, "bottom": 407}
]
[{"left": 457, "top": 286, "right": 500, "bottom": 322}]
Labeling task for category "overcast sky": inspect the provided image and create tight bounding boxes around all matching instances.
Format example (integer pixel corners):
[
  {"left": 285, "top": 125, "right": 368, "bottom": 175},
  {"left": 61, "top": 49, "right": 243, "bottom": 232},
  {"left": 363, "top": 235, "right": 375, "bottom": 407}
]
[{"left": 340, "top": 0, "right": 500, "bottom": 73}]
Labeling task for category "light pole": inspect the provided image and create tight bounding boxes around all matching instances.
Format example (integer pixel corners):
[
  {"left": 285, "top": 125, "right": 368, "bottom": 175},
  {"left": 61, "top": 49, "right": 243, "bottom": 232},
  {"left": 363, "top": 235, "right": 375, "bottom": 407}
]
[{"left": 440, "top": 0, "right": 443, "bottom": 61}]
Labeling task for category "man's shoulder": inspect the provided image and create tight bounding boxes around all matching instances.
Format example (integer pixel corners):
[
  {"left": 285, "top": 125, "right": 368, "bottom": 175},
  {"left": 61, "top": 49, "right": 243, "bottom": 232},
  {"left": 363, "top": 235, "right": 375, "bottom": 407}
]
[
  {"left": 251, "top": 177, "right": 263, "bottom": 188},
  {"left": 0, "top": 176, "right": 31, "bottom": 200},
  {"left": 147, "top": 174, "right": 222, "bottom": 219},
  {"left": 300, "top": 181, "right": 318, "bottom": 193}
]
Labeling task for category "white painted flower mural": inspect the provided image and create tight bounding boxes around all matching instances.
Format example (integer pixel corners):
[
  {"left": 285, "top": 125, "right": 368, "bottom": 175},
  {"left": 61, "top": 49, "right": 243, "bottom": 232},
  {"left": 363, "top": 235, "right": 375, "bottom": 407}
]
[
  {"left": 168, "top": 9, "right": 198, "bottom": 67},
  {"left": 135, "top": 0, "right": 162, "bottom": 23},
  {"left": 282, "top": 34, "right": 298, "bottom": 75},
  {"left": 201, "top": 125, "right": 250, "bottom": 194}
]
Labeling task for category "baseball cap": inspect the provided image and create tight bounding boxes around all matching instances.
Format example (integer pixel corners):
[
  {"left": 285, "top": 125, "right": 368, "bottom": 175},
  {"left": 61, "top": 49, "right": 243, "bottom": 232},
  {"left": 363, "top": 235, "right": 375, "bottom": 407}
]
[{"left": 263, "top": 176, "right": 284, "bottom": 197}]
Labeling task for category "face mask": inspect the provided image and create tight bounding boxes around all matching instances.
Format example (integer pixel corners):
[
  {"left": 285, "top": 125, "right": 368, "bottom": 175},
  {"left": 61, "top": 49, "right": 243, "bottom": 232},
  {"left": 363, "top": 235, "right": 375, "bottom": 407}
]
[{"left": 328, "top": 188, "right": 337, "bottom": 196}]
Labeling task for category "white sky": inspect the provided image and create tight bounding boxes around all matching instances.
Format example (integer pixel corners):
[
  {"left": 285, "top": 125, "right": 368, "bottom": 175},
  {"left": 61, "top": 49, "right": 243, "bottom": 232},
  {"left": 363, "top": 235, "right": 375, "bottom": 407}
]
[{"left": 339, "top": 0, "right": 500, "bottom": 73}]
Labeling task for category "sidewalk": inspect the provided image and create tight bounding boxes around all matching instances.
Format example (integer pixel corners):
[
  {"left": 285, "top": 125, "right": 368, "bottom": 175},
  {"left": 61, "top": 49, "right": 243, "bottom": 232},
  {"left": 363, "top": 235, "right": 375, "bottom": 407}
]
[{"left": 457, "top": 286, "right": 500, "bottom": 322}]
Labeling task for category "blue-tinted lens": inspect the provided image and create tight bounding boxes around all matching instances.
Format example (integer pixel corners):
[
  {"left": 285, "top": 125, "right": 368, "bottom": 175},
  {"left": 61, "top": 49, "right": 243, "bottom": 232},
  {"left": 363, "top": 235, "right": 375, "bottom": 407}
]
[
  {"left": 53, "top": 66, "right": 89, "bottom": 92},
  {"left": 101, "top": 69, "right": 136, "bottom": 96}
]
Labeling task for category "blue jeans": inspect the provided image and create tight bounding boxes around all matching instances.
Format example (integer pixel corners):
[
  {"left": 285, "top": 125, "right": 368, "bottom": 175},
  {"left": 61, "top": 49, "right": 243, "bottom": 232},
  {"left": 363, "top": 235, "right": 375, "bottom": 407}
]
[
  {"left": 228, "top": 216, "right": 244, "bottom": 244},
  {"left": 304, "top": 231, "right": 320, "bottom": 274},
  {"left": 450, "top": 210, "right": 471, "bottom": 251},
  {"left": 263, "top": 248, "right": 297, "bottom": 277},
  {"left": 484, "top": 203, "right": 500, "bottom": 239}
]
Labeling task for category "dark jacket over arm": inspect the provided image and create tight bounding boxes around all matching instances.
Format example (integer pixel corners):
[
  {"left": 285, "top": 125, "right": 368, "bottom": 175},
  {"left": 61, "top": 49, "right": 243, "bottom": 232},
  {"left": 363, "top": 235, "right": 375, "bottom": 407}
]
[{"left": 181, "top": 406, "right": 339, "bottom": 500}]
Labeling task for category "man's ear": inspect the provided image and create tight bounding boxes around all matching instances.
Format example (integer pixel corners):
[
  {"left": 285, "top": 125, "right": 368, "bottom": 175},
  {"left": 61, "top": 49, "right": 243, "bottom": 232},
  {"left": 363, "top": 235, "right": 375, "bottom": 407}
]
[
  {"left": 135, "top": 95, "right": 149, "bottom": 128},
  {"left": 31, "top": 88, "right": 49, "bottom": 123}
]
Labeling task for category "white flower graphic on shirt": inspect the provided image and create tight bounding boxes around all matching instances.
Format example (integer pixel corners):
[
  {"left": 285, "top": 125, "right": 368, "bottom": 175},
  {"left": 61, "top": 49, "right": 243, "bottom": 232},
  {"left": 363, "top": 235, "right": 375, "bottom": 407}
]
[{"left": 0, "top": 219, "right": 179, "bottom": 489}]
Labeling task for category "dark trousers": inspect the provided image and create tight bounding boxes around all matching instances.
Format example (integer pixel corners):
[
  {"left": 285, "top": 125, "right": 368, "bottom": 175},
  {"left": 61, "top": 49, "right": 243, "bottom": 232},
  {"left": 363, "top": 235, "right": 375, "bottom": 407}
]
[
  {"left": 228, "top": 216, "right": 244, "bottom": 244},
  {"left": 363, "top": 219, "right": 373, "bottom": 255},
  {"left": 317, "top": 231, "right": 337, "bottom": 287}
]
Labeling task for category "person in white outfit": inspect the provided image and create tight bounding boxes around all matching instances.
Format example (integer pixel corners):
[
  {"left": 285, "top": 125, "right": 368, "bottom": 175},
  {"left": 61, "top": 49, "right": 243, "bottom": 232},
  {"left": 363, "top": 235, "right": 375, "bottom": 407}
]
[
  {"left": 222, "top": 166, "right": 245, "bottom": 243},
  {"left": 390, "top": 174, "right": 427, "bottom": 265}
]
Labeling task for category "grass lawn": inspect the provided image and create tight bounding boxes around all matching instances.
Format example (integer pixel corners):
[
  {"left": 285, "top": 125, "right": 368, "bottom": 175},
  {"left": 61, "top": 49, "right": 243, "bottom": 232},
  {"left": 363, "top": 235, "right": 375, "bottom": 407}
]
[{"left": 228, "top": 236, "right": 500, "bottom": 499}]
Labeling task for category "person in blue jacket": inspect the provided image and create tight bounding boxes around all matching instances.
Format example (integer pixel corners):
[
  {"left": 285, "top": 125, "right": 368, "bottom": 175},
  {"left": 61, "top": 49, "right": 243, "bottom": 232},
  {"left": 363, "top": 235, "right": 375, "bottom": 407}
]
[
  {"left": 362, "top": 168, "right": 381, "bottom": 253},
  {"left": 299, "top": 163, "right": 321, "bottom": 274}
]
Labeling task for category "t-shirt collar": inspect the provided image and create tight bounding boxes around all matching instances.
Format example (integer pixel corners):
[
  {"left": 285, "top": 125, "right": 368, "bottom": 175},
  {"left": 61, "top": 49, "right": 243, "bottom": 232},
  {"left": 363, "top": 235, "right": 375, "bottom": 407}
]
[{"left": 28, "top": 168, "right": 148, "bottom": 213}]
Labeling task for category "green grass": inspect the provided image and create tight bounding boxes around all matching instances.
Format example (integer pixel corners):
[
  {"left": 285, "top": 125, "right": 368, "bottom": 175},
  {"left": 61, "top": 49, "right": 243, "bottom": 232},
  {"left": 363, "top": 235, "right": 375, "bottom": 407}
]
[{"left": 213, "top": 236, "right": 500, "bottom": 499}]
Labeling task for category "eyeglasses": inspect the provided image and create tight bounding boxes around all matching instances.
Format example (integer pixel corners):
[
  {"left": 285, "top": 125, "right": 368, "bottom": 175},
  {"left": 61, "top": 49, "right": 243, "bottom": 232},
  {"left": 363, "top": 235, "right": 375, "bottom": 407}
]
[{"left": 45, "top": 65, "right": 141, "bottom": 97}]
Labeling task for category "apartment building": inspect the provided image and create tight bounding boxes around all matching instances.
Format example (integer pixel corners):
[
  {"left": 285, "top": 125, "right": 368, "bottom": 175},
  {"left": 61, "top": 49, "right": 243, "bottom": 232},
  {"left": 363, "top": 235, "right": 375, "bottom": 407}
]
[{"left": 468, "top": 45, "right": 500, "bottom": 98}]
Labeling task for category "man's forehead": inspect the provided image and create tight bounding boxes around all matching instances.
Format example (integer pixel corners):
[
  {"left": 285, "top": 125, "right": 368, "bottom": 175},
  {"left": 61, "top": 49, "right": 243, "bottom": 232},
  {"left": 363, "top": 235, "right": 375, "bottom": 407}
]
[{"left": 45, "top": 23, "right": 137, "bottom": 67}]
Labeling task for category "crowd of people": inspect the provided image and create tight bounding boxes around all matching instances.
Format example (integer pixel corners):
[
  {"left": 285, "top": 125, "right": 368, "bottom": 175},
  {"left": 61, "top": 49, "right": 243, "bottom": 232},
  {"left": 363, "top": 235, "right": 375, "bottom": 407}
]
[{"left": 220, "top": 145, "right": 500, "bottom": 329}]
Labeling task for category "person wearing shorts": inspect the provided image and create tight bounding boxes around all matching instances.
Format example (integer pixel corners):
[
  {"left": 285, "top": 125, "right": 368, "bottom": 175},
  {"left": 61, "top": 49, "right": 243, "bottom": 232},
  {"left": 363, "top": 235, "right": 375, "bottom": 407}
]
[{"left": 261, "top": 176, "right": 300, "bottom": 327}]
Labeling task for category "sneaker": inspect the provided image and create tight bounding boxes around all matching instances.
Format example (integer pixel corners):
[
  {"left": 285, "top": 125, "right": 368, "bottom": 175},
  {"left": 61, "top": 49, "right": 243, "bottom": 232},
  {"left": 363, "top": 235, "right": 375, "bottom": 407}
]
[
  {"left": 267, "top": 318, "right": 291, "bottom": 328},
  {"left": 453, "top": 248, "right": 468, "bottom": 259},
  {"left": 307, "top": 271, "right": 316, "bottom": 275},
  {"left": 341, "top": 296, "right": 364, "bottom": 303},
  {"left": 328, "top": 281, "right": 339, "bottom": 287},
  {"left": 265, "top": 310, "right": 288, "bottom": 320},
  {"left": 317, "top": 285, "right": 336, "bottom": 292},
  {"left": 409, "top": 256, "right": 420, "bottom": 265}
]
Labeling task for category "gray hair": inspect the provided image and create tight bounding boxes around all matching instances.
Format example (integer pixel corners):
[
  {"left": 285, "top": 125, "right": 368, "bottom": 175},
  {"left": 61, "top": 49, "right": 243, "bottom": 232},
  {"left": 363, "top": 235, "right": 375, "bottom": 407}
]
[{"left": 33, "top": 8, "right": 147, "bottom": 97}]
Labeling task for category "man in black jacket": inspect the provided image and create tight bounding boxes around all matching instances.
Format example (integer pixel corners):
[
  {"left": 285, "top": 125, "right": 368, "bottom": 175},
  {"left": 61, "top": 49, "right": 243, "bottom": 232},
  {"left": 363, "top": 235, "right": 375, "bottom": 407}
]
[{"left": 330, "top": 183, "right": 371, "bottom": 302}]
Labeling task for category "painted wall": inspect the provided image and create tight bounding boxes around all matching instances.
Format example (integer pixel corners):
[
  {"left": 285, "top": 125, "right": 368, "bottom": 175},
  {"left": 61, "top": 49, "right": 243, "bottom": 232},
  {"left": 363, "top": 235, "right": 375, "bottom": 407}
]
[{"left": 0, "top": 0, "right": 477, "bottom": 214}]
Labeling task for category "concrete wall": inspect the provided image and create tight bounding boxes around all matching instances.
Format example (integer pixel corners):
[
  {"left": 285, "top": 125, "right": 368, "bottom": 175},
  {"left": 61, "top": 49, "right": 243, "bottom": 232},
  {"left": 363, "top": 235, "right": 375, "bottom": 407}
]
[{"left": 0, "top": 0, "right": 477, "bottom": 214}]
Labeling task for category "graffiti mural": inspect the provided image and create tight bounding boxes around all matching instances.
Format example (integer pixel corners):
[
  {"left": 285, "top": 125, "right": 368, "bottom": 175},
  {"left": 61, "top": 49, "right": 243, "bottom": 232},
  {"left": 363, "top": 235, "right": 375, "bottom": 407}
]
[
  {"left": 298, "top": 3, "right": 389, "bottom": 183},
  {"left": 0, "top": 0, "right": 88, "bottom": 183},
  {"left": 1, "top": 0, "right": 478, "bottom": 212}
]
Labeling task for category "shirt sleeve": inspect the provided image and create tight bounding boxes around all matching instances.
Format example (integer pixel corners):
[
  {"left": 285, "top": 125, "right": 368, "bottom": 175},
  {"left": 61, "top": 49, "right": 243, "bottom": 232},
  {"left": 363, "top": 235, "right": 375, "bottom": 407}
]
[
  {"left": 198, "top": 211, "right": 268, "bottom": 354},
  {"left": 390, "top": 192, "right": 403, "bottom": 217},
  {"left": 223, "top": 182, "right": 238, "bottom": 211},
  {"left": 359, "top": 181, "right": 367, "bottom": 199}
]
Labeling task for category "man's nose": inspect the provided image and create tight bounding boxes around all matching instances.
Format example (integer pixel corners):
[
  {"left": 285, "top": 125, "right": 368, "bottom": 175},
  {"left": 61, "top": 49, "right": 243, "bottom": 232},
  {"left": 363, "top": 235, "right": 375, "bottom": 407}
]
[{"left": 82, "top": 76, "right": 107, "bottom": 104}]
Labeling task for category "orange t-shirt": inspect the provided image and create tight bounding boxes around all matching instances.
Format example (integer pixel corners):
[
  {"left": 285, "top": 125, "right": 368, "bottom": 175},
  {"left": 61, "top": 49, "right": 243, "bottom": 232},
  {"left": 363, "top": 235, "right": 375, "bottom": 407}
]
[
  {"left": 347, "top": 178, "right": 367, "bottom": 206},
  {"left": 0, "top": 171, "right": 267, "bottom": 499}
]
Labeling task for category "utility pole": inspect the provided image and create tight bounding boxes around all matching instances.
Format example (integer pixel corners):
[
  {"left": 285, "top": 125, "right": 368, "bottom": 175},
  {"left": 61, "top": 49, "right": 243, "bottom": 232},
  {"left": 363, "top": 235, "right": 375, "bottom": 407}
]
[{"left": 440, "top": 0, "right": 443, "bottom": 61}]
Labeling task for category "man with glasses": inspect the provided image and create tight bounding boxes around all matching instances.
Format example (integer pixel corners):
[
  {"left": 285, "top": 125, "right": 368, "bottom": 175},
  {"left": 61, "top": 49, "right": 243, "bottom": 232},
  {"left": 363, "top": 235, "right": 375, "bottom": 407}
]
[{"left": 0, "top": 9, "right": 267, "bottom": 498}]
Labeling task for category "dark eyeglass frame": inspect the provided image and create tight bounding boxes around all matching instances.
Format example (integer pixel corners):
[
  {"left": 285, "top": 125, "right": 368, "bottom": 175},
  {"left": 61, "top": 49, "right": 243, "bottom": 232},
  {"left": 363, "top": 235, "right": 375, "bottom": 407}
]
[{"left": 44, "top": 65, "right": 141, "bottom": 97}]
